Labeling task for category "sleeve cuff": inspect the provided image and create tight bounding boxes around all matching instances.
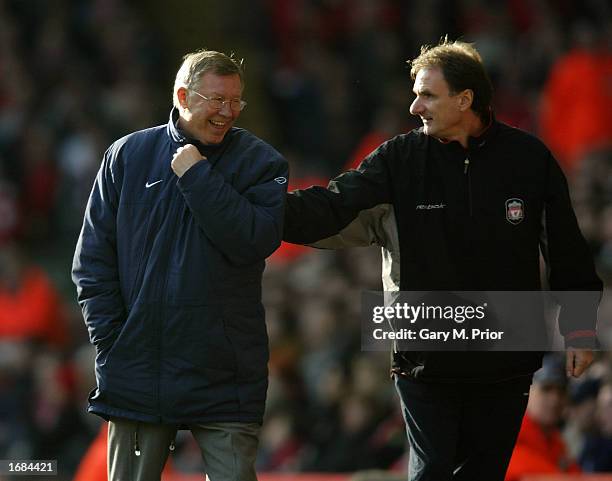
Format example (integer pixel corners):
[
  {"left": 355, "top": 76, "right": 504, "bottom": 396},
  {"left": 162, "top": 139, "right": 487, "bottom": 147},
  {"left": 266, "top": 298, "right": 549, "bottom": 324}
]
[
  {"left": 177, "top": 159, "right": 211, "bottom": 190},
  {"left": 564, "top": 330, "right": 599, "bottom": 350}
]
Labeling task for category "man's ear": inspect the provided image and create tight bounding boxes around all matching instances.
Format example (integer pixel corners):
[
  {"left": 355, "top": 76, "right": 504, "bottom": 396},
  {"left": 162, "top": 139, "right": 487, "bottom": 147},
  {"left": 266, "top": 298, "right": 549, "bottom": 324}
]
[
  {"left": 458, "top": 89, "right": 474, "bottom": 112},
  {"left": 177, "top": 87, "right": 189, "bottom": 110}
]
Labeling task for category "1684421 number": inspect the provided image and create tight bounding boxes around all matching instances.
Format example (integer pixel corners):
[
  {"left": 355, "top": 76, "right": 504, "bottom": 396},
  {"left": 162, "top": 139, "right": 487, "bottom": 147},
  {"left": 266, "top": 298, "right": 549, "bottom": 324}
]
[{"left": 0, "top": 460, "right": 57, "bottom": 476}]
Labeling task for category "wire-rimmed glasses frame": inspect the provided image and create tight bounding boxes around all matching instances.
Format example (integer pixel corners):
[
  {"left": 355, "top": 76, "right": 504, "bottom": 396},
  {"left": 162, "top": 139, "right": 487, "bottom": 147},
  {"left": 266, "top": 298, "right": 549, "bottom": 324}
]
[{"left": 188, "top": 89, "right": 247, "bottom": 112}]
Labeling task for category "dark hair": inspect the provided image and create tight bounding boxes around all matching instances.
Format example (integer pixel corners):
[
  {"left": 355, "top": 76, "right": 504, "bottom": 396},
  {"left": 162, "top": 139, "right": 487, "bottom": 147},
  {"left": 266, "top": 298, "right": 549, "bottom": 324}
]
[{"left": 409, "top": 38, "right": 493, "bottom": 123}]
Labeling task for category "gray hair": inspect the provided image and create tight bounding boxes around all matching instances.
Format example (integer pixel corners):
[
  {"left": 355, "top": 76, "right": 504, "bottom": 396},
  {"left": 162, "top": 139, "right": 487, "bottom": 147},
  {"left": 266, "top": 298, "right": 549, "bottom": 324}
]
[{"left": 173, "top": 49, "right": 244, "bottom": 108}]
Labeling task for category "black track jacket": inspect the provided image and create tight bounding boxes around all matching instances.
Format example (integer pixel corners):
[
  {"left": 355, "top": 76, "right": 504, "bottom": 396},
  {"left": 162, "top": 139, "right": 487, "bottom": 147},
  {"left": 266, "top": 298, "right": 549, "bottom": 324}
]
[{"left": 284, "top": 119, "right": 602, "bottom": 383}]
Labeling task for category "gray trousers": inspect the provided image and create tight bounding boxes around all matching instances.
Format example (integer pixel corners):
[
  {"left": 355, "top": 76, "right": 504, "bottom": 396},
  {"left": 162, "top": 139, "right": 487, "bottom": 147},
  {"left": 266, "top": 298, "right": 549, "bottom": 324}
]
[{"left": 108, "top": 417, "right": 260, "bottom": 481}]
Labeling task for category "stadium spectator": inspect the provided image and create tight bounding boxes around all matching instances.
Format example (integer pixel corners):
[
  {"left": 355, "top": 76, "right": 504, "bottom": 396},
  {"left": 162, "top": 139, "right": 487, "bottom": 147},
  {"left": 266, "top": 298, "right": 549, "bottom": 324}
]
[
  {"left": 563, "top": 377, "right": 601, "bottom": 462},
  {"left": 538, "top": 21, "right": 612, "bottom": 174},
  {"left": 0, "top": 242, "right": 68, "bottom": 348},
  {"left": 580, "top": 379, "right": 612, "bottom": 472},
  {"left": 505, "top": 354, "right": 581, "bottom": 481}
]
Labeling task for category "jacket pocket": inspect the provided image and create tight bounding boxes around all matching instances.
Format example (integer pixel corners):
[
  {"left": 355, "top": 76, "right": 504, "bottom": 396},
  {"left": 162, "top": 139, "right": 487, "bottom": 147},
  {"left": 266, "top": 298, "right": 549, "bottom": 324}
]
[
  {"left": 94, "top": 321, "right": 123, "bottom": 366},
  {"left": 167, "top": 306, "right": 237, "bottom": 381},
  {"left": 222, "top": 304, "right": 269, "bottom": 382}
]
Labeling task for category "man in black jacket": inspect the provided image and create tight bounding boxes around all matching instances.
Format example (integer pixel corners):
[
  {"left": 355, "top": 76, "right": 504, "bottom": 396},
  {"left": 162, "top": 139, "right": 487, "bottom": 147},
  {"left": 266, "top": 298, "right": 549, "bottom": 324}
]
[{"left": 283, "top": 39, "right": 602, "bottom": 481}]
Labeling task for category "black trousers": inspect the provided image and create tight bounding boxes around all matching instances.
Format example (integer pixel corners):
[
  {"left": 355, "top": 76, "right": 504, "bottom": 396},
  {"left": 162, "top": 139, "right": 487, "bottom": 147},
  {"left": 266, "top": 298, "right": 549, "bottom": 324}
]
[{"left": 394, "top": 374, "right": 531, "bottom": 481}]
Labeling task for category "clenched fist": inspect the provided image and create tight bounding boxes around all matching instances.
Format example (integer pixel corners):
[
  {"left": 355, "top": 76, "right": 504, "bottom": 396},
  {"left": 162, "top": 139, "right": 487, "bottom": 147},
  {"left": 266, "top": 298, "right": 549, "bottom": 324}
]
[{"left": 171, "top": 144, "right": 207, "bottom": 178}]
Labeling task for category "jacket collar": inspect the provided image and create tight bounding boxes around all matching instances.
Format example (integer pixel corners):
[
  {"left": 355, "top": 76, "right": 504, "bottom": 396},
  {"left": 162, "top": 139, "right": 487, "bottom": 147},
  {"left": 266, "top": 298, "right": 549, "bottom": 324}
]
[
  {"left": 167, "top": 107, "right": 185, "bottom": 143},
  {"left": 466, "top": 109, "right": 498, "bottom": 152},
  {"left": 166, "top": 107, "right": 232, "bottom": 155},
  {"left": 437, "top": 109, "right": 499, "bottom": 154}
]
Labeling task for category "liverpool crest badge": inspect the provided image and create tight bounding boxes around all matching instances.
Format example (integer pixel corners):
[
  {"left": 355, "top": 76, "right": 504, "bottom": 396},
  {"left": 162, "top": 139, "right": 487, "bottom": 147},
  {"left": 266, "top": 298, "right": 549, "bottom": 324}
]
[{"left": 505, "top": 198, "right": 525, "bottom": 224}]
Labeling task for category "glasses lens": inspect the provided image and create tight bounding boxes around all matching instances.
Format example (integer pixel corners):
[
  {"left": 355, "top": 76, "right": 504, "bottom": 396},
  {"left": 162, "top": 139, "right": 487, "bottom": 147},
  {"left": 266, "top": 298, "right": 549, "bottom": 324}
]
[{"left": 209, "top": 98, "right": 223, "bottom": 110}]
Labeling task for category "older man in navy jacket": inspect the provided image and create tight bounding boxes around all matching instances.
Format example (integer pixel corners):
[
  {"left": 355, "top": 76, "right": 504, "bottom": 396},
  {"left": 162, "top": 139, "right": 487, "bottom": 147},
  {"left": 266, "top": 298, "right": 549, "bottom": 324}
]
[{"left": 72, "top": 49, "right": 288, "bottom": 481}]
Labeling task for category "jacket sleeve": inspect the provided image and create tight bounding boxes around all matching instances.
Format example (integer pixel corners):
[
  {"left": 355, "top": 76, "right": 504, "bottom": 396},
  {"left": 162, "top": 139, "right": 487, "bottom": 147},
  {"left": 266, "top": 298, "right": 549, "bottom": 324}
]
[
  {"left": 177, "top": 151, "right": 288, "bottom": 266},
  {"left": 284, "top": 140, "right": 394, "bottom": 247},
  {"left": 539, "top": 152, "right": 603, "bottom": 349},
  {"left": 71, "top": 148, "right": 126, "bottom": 349}
]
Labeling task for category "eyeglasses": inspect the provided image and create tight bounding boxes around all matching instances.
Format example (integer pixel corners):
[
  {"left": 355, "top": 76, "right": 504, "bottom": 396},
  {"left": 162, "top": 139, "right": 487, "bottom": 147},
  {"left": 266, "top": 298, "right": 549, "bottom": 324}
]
[{"left": 189, "top": 89, "right": 247, "bottom": 112}]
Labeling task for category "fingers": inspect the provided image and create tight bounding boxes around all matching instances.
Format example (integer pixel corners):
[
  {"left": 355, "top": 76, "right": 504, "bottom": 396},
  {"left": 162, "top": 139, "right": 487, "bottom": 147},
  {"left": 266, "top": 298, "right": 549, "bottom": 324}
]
[
  {"left": 573, "top": 356, "right": 592, "bottom": 377},
  {"left": 172, "top": 144, "right": 205, "bottom": 160},
  {"left": 566, "top": 351, "right": 575, "bottom": 377},
  {"left": 171, "top": 144, "right": 206, "bottom": 178},
  {"left": 178, "top": 144, "right": 199, "bottom": 154},
  {"left": 566, "top": 349, "right": 594, "bottom": 378},
  {"left": 173, "top": 144, "right": 193, "bottom": 159},
  {"left": 171, "top": 146, "right": 183, "bottom": 164}
]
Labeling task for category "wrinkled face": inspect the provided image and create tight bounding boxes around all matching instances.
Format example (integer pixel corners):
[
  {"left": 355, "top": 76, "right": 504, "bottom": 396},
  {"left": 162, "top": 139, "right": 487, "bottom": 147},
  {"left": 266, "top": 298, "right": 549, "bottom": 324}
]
[
  {"left": 181, "top": 72, "right": 243, "bottom": 145},
  {"left": 410, "top": 67, "right": 464, "bottom": 140}
]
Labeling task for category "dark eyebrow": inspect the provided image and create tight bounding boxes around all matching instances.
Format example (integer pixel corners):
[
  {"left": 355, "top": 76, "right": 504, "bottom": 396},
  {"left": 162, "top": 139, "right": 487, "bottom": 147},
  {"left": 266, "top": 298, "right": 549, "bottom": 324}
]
[{"left": 413, "top": 88, "right": 434, "bottom": 96}]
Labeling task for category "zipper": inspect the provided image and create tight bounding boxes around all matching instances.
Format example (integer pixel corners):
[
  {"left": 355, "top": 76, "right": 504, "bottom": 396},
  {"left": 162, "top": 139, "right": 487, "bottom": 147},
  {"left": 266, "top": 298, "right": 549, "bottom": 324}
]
[
  {"left": 464, "top": 158, "right": 473, "bottom": 217},
  {"left": 155, "top": 192, "right": 183, "bottom": 421},
  {"left": 134, "top": 423, "right": 141, "bottom": 456}
]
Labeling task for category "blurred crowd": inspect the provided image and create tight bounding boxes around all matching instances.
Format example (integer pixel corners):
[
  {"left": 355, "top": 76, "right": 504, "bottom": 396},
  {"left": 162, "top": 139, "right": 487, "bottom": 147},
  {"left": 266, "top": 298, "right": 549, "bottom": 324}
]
[{"left": 0, "top": 0, "right": 611, "bottom": 480}]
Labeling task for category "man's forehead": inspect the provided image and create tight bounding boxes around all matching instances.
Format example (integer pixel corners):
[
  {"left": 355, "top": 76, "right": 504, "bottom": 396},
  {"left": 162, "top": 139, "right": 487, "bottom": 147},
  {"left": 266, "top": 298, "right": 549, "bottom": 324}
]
[
  {"left": 198, "top": 72, "right": 243, "bottom": 91},
  {"left": 413, "top": 67, "right": 446, "bottom": 91}
]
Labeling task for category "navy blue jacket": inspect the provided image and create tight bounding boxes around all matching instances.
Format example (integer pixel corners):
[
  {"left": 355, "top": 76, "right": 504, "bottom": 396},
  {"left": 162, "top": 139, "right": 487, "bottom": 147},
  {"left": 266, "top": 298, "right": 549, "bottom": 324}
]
[{"left": 72, "top": 109, "right": 288, "bottom": 424}]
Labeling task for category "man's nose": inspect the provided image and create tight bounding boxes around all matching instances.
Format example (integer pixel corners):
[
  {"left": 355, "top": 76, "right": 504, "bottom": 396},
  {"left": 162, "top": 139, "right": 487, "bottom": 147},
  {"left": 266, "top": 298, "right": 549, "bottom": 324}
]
[
  {"left": 219, "top": 101, "right": 233, "bottom": 116},
  {"left": 410, "top": 97, "right": 422, "bottom": 116}
]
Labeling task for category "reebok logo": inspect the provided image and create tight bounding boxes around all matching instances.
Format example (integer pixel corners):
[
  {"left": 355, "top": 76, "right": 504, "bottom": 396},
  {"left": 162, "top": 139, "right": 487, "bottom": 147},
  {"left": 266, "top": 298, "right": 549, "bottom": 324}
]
[{"left": 415, "top": 203, "right": 446, "bottom": 210}]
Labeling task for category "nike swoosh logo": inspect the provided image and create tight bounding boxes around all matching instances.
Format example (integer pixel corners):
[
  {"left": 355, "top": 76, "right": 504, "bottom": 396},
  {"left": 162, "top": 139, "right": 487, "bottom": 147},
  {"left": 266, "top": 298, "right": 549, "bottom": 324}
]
[{"left": 145, "top": 180, "right": 163, "bottom": 188}]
